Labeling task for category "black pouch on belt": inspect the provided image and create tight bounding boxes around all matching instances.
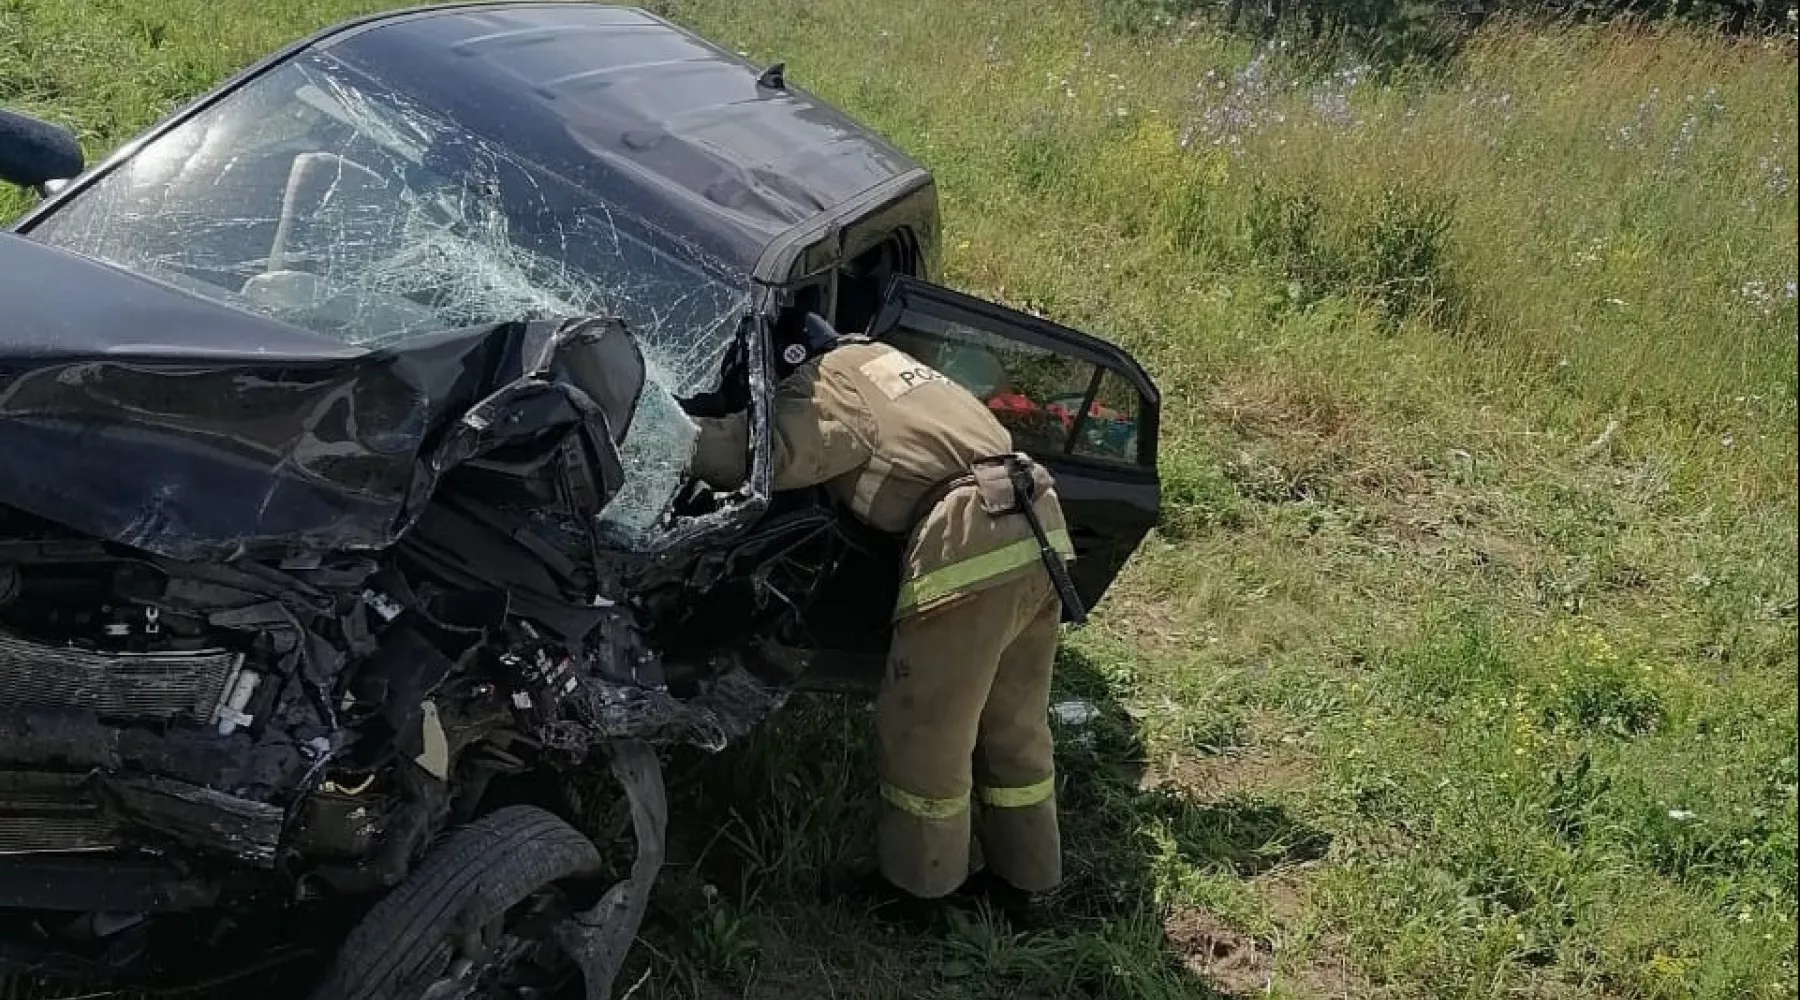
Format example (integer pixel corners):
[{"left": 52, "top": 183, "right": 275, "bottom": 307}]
[{"left": 971, "top": 455, "right": 1089, "bottom": 626}]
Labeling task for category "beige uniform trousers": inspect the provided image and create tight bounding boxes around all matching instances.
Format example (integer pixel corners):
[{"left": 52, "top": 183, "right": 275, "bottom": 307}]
[
  {"left": 876, "top": 565, "right": 1062, "bottom": 899},
  {"left": 686, "top": 340, "right": 1067, "bottom": 900}
]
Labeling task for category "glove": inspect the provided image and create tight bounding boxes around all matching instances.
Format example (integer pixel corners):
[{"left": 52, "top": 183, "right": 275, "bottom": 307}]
[{"left": 803, "top": 312, "right": 844, "bottom": 353}]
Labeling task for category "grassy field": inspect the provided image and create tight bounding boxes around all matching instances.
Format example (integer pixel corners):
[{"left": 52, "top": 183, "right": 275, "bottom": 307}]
[{"left": 3, "top": 1, "right": 1797, "bottom": 998}]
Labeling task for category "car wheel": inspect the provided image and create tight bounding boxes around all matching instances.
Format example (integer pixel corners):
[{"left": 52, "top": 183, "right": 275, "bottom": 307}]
[{"left": 309, "top": 804, "right": 604, "bottom": 1000}]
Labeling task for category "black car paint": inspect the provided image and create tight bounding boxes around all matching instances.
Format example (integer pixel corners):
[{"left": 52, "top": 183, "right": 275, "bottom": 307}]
[
  {"left": 0, "top": 4, "right": 1160, "bottom": 993},
  {"left": 2, "top": 1, "right": 951, "bottom": 600},
  {"left": 5, "top": 4, "right": 1144, "bottom": 609},
  {"left": 0, "top": 235, "right": 773, "bottom": 580},
  {"left": 11, "top": 2, "right": 926, "bottom": 280},
  {"left": 0, "top": 235, "right": 513, "bottom": 563}
]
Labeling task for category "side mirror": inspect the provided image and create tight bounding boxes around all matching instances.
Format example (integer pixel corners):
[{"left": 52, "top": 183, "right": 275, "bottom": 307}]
[{"left": 0, "top": 109, "right": 84, "bottom": 193}]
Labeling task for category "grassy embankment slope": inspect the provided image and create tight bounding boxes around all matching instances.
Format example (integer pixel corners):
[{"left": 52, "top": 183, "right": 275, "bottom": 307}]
[{"left": 3, "top": 1, "right": 1795, "bottom": 997}]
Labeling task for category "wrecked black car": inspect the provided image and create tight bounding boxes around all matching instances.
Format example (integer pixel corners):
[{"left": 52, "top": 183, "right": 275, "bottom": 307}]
[{"left": 0, "top": 4, "right": 1162, "bottom": 997}]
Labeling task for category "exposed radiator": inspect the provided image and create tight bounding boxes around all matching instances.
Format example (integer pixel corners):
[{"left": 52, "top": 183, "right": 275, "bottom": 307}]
[
  {"left": 0, "top": 770, "right": 283, "bottom": 865},
  {"left": 0, "top": 772, "right": 120, "bottom": 855},
  {"left": 0, "top": 816, "right": 119, "bottom": 855},
  {"left": 0, "top": 630, "right": 241, "bottom": 723}
]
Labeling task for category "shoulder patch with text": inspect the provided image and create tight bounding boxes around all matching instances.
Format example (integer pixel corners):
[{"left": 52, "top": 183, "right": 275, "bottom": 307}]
[{"left": 859, "top": 350, "right": 950, "bottom": 401}]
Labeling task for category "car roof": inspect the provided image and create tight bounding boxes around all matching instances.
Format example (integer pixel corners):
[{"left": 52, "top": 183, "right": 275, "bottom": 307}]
[{"left": 313, "top": 3, "right": 924, "bottom": 273}]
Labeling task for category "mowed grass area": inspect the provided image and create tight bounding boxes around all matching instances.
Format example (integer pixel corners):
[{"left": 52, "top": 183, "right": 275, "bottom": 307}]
[{"left": 4, "top": 1, "right": 1797, "bottom": 998}]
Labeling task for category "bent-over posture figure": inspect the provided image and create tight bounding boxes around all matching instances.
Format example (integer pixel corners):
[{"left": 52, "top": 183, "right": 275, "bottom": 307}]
[{"left": 686, "top": 319, "right": 1080, "bottom": 900}]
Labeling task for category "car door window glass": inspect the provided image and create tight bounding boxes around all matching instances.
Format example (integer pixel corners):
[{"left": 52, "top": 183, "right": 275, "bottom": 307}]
[
  {"left": 1064, "top": 370, "right": 1144, "bottom": 463},
  {"left": 882, "top": 314, "right": 1144, "bottom": 465}
]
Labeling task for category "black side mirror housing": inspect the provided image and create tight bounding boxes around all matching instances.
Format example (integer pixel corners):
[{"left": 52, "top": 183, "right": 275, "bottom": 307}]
[{"left": 0, "top": 109, "right": 84, "bottom": 192}]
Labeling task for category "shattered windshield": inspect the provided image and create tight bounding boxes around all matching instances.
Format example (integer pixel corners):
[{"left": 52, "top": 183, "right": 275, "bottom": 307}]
[
  {"left": 27, "top": 55, "right": 752, "bottom": 550},
  {"left": 26, "top": 55, "right": 748, "bottom": 399}
]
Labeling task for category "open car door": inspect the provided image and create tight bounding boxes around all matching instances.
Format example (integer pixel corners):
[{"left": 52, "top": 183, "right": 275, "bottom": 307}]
[
  {"left": 773, "top": 275, "right": 1160, "bottom": 691},
  {"left": 868, "top": 276, "right": 1162, "bottom": 610}
]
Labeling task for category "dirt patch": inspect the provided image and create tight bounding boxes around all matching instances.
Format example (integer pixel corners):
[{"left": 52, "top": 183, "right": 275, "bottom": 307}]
[
  {"left": 1089, "top": 577, "right": 1210, "bottom": 658},
  {"left": 1253, "top": 877, "right": 1397, "bottom": 1000},
  {"left": 1197, "top": 374, "right": 1379, "bottom": 507},
  {"left": 1167, "top": 746, "right": 1319, "bottom": 801},
  {"left": 1164, "top": 902, "right": 1377, "bottom": 999},
  {"left": 1194, "top": 374, "right": 1543, "bottom": 580},
  {"left": 1166, "top": 907, "right": 1274, "bottom": 997},
  {"left": 1261, "top": 874, "right": 1311, "bottom": 925},
  {"left": 1157, "top": 712, "right": 1321, "bottom": 801},
  {"left": 1292, "top": 934, "right": 1368, "bottom": 999},
  {"left": 1367, "top": 475, "right": 1537, "bottom": 568},
  {"left": 1258, "top": 879, "right": 1361, "bottom": 999}
]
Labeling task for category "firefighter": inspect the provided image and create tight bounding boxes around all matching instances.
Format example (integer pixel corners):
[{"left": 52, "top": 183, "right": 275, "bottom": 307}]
[{"left": 683, "top": 314, "right": 1086, "bottom": 906}]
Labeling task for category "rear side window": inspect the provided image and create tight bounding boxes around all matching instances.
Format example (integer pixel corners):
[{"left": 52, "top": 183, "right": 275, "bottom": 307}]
[{"left": 882, "top": 312, "right": 1145, "bottom": 466}]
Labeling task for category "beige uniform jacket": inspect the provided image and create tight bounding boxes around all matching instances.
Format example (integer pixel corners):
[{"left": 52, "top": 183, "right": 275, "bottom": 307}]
[{"left": 690, "top": 340, "right": 1073, "bottom": 618}]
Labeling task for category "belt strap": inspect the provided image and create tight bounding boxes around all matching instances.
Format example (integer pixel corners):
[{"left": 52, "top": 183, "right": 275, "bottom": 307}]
[
  {"left": 906, "top": 473, "right": 974, "bottom": 530},
  {"left": 904, "top": 454, "right": 1013, "bottom": 529},
  {"left": 906, "top": 454, "right": 1088, "bottom": 626},
  {"left": 1002, "top": 458, "right": 1088, "bottom": 626}
]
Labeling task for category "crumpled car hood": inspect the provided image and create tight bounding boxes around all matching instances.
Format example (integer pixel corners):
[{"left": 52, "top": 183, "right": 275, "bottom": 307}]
[{"left": 0, "top": 234, "right": 612, "bottom": 562}]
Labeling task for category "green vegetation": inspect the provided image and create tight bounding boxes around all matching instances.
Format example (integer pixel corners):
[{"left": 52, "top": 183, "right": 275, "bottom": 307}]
[{"left": 3, "top": 0, "right": 1795, "bottom": 997}]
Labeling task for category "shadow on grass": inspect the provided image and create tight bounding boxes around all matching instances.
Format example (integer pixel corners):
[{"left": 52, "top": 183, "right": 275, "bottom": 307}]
[{"left": 622, "top": 644, "right": 1331, "bottom": 999}]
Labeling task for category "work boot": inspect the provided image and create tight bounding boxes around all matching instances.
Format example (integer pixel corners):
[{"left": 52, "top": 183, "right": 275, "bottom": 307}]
[
  {"left": 824, "top": 835, "right": 993, "bottom": 931},
  {"left": 950, "top": 870, "right": 1055, "bottom": 930},
  {"left": 840, "top": 870, "right": 958, "bottom": 932}
]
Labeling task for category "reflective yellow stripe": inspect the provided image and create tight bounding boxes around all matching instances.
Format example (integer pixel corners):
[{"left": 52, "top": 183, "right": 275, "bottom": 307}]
[
  {"left": 977, "top": 775, "right": 1056, "bottom": 809},
  {"left": 879, "top": 783, "right": 969, "bottom": 820},
  {"left": 894, "top": 529, "right": 1075, "bottom": 615}
]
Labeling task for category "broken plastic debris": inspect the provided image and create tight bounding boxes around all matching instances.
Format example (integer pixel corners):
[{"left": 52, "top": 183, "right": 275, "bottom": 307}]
[
  {"left": 1051, "top": 700, "right": 1102, "bottom": 746},
  {"left": 414, "top": 700, "right": 450, "bottom": 780},
  {"left": 362, "top": 588, "right": 405, "bottom": 622},
  {"left": 214, "top": 669, "right": 263, "bottom": 736},
  {"left": 1050, "top": 699, "right": 1101, "bottom": 727}
]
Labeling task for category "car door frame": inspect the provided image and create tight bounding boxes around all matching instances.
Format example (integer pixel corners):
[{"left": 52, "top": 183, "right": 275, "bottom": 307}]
[
  {"left": 866, "top": 274, "right": 1162, "bottom": 610},
  {"left": 742, "top": 181, "right": 1162, "bottom": 692},
  {"left": 869, "top": 275, "right": 1160, "bottom": 468}
]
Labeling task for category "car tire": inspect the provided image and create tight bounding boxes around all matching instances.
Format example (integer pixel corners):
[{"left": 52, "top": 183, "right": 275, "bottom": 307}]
[{"left": 308, "top": 804, "right": 603, "bottom": 1000}]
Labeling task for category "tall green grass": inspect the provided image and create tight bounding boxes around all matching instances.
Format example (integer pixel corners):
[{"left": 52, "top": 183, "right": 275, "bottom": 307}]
[{"left": 3, "top": 1, "right": 1795, "bottom": 997}]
